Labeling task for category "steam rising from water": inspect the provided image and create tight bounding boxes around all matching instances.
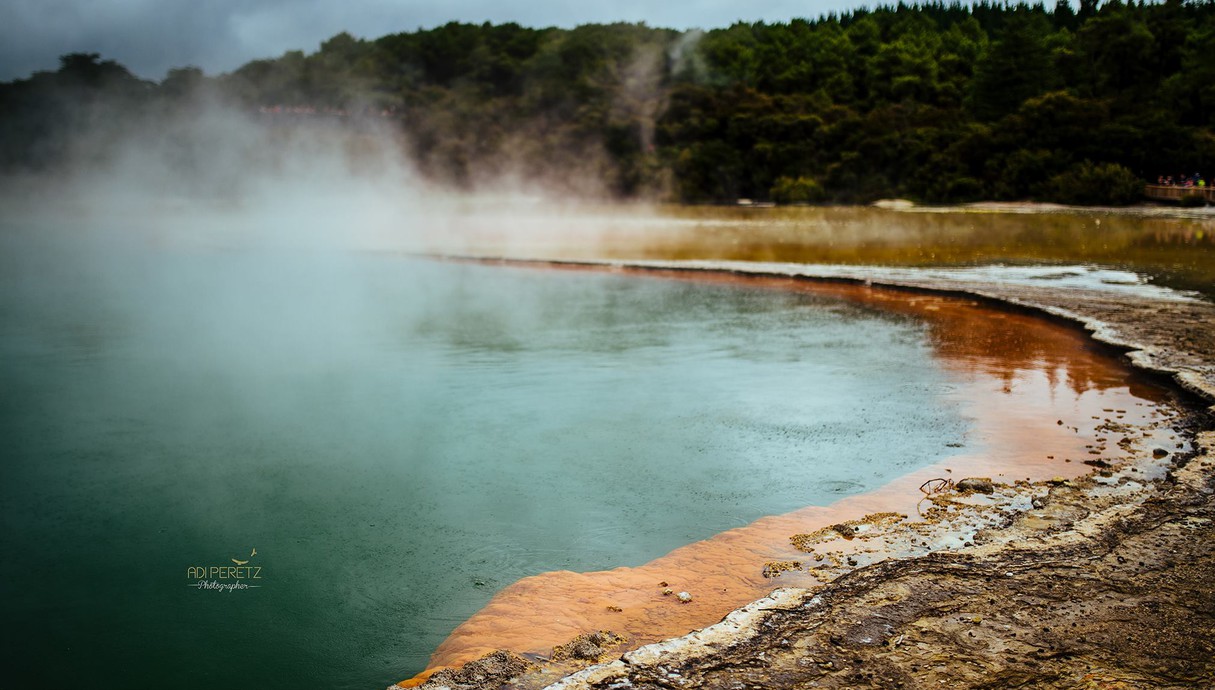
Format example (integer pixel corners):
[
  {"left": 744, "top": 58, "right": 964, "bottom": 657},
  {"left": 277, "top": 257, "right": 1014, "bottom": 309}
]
[
  {"left": 0, "top": 96, "right": 649, "bottom": 488},
  {"left": 1, "top": 90, "right": 650, "bottom": 260},
  {"left": 1, "top": 78, "right": 1202, "bottom": 690},
  {"left": 0, "top": 96, "right": 678, "bottom": 689}
]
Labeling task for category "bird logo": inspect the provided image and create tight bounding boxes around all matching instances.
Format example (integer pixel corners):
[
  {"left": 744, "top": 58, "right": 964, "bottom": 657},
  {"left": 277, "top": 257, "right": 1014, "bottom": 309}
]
[{"left": 231, "top": 547, "right": 257, "bottom": 566}]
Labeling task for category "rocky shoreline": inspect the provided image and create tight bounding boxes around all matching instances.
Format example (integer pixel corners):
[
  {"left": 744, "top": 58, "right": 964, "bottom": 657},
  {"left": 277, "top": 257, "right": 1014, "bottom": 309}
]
[{"left": 403, "top": 260, "right": 1215, "bottom": 690}]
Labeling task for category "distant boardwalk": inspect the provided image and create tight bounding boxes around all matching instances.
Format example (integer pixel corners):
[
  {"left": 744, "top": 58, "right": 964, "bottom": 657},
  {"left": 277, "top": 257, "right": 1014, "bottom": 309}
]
[{"left": 1145, "top": 184, "right": 1215, "bottom": 202}]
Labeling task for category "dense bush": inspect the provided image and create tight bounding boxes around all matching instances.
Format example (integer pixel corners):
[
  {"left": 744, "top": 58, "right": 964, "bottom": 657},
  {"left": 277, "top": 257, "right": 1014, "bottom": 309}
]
[
  {"left": 1048, "top": 161, "right": 1146, "bottom": 206},
  {"left": 770, "top": 176, "right": 827, "bottom": 204},
  {"left": 3, "top": 2, "right": 1214, "bottom": 204}
]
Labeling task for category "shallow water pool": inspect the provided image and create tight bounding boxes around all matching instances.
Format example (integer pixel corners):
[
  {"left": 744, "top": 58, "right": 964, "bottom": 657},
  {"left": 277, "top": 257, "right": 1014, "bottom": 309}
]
[{"left": 0, "top": 241, "right": 981, "bottom": 688}]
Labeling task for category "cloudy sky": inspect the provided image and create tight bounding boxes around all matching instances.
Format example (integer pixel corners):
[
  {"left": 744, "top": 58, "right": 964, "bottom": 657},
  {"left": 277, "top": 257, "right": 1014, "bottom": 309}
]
[{"left": 1, "top": 0, "right": 872, "bottom": 81}]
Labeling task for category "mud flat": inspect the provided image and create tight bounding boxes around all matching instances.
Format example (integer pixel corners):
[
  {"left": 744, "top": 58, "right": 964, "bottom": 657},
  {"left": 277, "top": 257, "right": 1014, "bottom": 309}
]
[{"left": 399, "top": 259, "right": 1215, "bottom": 690}]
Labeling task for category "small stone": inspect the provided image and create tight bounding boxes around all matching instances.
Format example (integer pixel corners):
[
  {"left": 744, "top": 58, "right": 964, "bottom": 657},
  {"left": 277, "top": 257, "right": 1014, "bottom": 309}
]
[
  {"left": 1153, "top": 448, "right": 1170, "bottom": 458},
  {"left": 566, "top": 640, "right": 603, "bottom": 660},
  {"left": 551, "top": 631, "right": 625, "bottom": 663},
  {"left": 831, "top": 523, "right": 857, "bottom": 538},
  {"left": 423, "top": 650, "right": 532, "bottom": 687},
  {"left": 762, "top": 560, "right": 802, "bottom": 578},
  {"left": 956, "top": 477, "right": 995, "bottom": 494},
  {"left": 676, "top": 591, "right": 693, "bottom": 603}
]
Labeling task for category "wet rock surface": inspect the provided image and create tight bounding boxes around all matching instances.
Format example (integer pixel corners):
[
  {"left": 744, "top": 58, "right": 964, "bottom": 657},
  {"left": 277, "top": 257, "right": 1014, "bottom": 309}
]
[
  {"left": 955, "top": 477, "right": 995, "bottom": 494},
  {"left": 414, "top": 650, "right": 532, "bottom": 690},
  {"left": 550, "top": 632, "right": 626, "bottom": 663}
]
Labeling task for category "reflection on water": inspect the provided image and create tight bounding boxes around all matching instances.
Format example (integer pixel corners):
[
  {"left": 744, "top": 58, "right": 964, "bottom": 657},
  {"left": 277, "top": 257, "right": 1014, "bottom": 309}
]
[
  {"left": 0, "top": 206, "right": 1195, "bottom": 689},
  {"left": 408, "top": 266, "right": 1184, "bottom": 680},
  {"left": 0, "top": 245, "right": 984, "bottom": 689},
  {"left": 445, "top": 205, "right": 1215, "bottom": 297}
]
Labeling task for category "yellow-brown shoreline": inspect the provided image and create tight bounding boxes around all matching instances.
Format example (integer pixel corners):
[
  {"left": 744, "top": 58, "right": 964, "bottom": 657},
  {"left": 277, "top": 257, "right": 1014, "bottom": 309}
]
[{"left": 395, "top": 258, "right": 1214, "bottom": 689}]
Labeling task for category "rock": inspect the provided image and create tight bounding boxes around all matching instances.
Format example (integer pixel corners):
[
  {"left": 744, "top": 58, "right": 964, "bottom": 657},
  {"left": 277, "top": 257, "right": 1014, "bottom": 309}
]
[
  {"left": 956, "top": 477, "right": 995, "bottom": 494},
  {"left": 762, "top": 561, "right": 802, "bottom": 578},
  {"left": 551, "top": 630, "right": 626, "bottom": 663},
  {"left": 1153, "top": 448, "right": 1170, "bottom": 458},
  {"left": 564, "top": 639, "right": 603, "bottom": 660},
  {"left": 677, "top": 591, "right": 693, "bottom": 603},
  {"left": 830, "top": 523, "right": 858, "bottom": 538},
  {"left": 873, "top": 198, "right": 916, "bottom": 209},
  {"left": 420, "top": 650, "right": 531, "bottom": 689}
]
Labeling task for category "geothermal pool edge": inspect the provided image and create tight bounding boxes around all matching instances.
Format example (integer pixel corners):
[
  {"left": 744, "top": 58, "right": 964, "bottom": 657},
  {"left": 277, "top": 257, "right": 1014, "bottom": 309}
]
[
  {"left": 444, "top": 256, "right": 1215, "bottom": 405},
  {"left": 400, "top": 258, "right": 1215, "bottom": 690}
]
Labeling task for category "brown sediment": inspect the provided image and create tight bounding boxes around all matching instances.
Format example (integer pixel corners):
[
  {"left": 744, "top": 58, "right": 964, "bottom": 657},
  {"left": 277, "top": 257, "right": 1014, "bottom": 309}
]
[
  {"left": 397, "top": 263, "right": 1189, "bottom": 686},
  {"left": 532, "top": 432, "right": 1215, "bottom": 690}
]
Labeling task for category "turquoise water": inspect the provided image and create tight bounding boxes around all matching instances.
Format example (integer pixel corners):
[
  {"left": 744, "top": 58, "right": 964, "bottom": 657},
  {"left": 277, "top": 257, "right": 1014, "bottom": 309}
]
[{"left": 0, "top": 232, "right": 968, "bottom": 688}]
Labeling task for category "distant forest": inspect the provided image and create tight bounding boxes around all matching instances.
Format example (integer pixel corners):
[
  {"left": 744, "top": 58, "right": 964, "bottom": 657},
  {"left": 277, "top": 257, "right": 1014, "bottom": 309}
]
[{"left": 3, "top": 0, "right": 1214, "bottom": 204}]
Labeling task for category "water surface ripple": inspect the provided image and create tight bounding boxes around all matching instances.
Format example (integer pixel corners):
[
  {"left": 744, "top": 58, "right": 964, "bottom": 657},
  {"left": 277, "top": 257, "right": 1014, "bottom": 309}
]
[{"left": 2, "top": 247, "right": 978, "bottom": 688}]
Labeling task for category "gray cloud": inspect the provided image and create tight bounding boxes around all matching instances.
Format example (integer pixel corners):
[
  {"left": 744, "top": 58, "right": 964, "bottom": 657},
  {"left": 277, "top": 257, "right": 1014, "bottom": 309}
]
[{"left": 1, "top": 0, "right": 859, "bottom": 81}]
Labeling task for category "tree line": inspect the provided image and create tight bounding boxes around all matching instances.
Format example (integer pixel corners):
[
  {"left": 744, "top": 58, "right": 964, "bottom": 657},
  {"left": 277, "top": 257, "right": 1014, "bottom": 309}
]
[{"left": 2, "top": 0, "right": 1214, "bottom": 205}]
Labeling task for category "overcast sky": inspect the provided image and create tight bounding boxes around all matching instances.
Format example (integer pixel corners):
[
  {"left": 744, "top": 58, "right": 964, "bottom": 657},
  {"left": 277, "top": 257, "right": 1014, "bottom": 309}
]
[{"left": 0, "top": 0, "right": 876, "bottom": 82}]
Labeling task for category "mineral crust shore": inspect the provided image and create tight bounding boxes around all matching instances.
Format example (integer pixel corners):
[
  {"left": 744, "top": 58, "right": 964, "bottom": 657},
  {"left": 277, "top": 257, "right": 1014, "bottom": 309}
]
[{"left": 404, "top": 260, "right": 1215, "bottom": 690}]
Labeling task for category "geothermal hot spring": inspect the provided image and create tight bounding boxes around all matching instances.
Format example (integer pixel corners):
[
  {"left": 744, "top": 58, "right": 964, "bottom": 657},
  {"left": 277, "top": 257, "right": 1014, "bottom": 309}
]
[{"left": 0, "top": 198, "right": 1189, "bottom": 689}]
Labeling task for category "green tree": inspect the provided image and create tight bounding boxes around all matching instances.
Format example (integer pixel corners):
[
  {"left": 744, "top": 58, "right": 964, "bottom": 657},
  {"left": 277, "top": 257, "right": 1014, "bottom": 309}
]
[
  {"left": 770, "top": 175, "right": 826, "bottom": 203},
  {"left": 1174, "top": 23, "right": 1215, "bottom": 126},
  {"left": 5, "top": 5, "right": 1215, "bottom": 204},
  {"left": 970, "top": 11, "right": 1053, "bottom": 121},
  {"left": 1048, "top": 161, "right": 1144, "bottom": 205},
  {"left": 1073, "top": 4, "right": 1157, "bottom": 103}
]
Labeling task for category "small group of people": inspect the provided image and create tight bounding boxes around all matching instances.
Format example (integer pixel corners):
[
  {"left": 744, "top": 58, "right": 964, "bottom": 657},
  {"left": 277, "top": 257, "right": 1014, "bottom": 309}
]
[{"left": 1157, "top": 173, "right": 1206, "bottom": 187}]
